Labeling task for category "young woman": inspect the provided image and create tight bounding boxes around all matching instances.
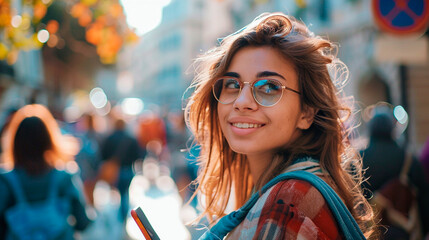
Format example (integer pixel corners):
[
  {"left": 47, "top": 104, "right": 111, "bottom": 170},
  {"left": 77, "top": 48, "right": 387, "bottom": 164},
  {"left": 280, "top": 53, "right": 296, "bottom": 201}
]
[
  {"left": 185, "top": 13, "right": 375, "bottom": 239},
  {"left": 0, "top": 104, "right": 92, "bottom": 239}
]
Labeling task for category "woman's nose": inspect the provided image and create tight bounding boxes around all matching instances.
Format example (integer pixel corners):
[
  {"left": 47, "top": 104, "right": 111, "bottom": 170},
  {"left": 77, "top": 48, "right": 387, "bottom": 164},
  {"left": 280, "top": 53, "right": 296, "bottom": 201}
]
[{"left": 233, "top": 83, "right": 258, "bottom": 111}]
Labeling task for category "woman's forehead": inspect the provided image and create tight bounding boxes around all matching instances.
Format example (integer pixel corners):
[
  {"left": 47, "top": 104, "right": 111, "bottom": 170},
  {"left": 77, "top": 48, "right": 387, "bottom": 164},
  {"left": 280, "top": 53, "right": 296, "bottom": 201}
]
[{"left": 225, "top": 46, "right": 298, "bottom": 85}]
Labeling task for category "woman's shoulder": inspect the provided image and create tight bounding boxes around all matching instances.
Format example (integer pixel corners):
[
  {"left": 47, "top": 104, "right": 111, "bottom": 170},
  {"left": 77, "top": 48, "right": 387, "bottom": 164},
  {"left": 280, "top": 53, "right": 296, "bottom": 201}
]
[
  {"left": 264, "top": 178, "right": 327, "bottom": 214},
  {"left": 257, "top": 178, "right": 342, "bottom": 239},
  {"left": 53, "top": 168, "right": 74, "bottom": 179},
  {"left": 242, "top": 178, "right": 343, "bottom": 239},
  {"left": 52, "top": 169, "right": 81, "bottom": 191},
  {"left": 0, "top": 170, "right": 12, "bottom": 196},
  {"left": 0, "top": 171, "right": 14, "bottom": 214},
  {"left": 1, "top": 168, "right": 74, "bottom": 191}
]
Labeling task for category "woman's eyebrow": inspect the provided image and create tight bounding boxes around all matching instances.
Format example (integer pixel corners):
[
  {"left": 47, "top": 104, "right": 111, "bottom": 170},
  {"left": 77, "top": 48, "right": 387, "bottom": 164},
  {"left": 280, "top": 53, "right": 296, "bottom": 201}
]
[
  {"left": 257, "top": 71, "right": 286, "bottom": 80},
  {"left": 223, "top": 72, "right": 240, "bottom": 78}
]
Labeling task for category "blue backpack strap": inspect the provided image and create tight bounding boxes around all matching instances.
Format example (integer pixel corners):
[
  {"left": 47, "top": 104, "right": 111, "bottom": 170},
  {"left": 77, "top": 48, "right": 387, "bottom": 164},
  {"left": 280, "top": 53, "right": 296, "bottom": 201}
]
[
  {"left": 2, "top": 170, "right": 28, "bottom": 203},
  {"left": 47, "top": 170, "right": 62, "bottom": 199},
  {"left": 3, "top": 169, "right": 64, "bottom": 202},
  {"left": 200, "top": 171, "right": 366, "bottom": 240}
]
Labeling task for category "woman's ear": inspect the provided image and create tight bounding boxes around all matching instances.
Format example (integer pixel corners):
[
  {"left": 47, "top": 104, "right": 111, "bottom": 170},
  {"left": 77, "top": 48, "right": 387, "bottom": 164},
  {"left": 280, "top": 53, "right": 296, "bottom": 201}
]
[{"left": 297, "top": 106, "right": 317, "bottom": 130}]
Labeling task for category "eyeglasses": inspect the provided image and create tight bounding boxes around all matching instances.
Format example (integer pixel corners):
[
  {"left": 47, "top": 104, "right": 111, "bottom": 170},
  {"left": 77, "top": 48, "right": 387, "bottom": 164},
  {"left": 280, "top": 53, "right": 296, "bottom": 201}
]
[{"left": 212, "top": 78, "right": 301, "bottom": 107}]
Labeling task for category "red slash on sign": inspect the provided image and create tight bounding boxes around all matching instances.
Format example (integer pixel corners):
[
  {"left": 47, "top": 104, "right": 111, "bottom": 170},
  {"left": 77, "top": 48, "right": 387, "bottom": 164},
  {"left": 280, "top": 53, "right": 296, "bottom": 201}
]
[{"left": 372, "top": 0, "right": 429, "bottom": 35}]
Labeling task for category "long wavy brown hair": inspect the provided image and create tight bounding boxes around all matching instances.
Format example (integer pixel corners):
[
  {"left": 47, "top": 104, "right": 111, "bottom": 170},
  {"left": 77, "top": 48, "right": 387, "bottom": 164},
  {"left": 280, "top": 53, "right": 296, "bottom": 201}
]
[
  {"left": 185, "top": 12, "right": 375, "bottom": 237},
  {"left": 1, "top": 104, "right": 78, "bottom": 175}
]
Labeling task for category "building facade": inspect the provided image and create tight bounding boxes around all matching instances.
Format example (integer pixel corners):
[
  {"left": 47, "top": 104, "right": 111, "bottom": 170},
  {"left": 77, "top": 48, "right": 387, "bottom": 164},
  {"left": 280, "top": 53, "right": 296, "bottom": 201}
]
[{"left": 118, "top": 0, "right": 204, "bottom": 111}]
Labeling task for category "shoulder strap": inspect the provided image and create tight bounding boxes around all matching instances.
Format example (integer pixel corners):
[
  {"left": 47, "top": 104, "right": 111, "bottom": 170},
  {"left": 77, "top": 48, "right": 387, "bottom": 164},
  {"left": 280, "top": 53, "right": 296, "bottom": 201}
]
[
  {"left": 3, "top": 170, "right": 64, "bottom": 201},
  {"left": 48, "top": 169, "right": 71, "bottom": 200},
  {"left": 200, "top": 171, "right": 366, "bottom": 240},
  {"left": 48, "top": 170, "right": 61, "bottom": 199},
  {"left": 2, "top": 170, "right": 28, "bottom": 203}
]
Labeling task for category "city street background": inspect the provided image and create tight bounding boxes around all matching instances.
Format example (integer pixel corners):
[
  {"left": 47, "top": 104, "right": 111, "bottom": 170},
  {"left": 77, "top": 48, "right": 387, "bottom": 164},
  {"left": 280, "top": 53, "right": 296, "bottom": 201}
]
[{"left": 1, "top": 0, "right": 428, "bottom": 239}]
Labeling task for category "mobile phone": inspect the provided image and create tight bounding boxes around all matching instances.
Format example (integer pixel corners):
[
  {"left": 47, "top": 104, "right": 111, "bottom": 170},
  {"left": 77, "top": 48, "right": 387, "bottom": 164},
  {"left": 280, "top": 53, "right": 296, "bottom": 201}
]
[{"left": 130, "top": 207, "right": 160, "bottom": 240}]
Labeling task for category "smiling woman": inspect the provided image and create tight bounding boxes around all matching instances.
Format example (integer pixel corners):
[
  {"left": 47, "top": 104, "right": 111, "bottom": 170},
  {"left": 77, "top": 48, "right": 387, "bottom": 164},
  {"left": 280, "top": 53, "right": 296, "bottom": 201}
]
[
  {"left": 120, "top": 0, "right": 171, "bottom": 35},
  {"left": 216, "top": 46, "right": 310, "bottom": 182},
  {"left": 185, "top": 12, "right": 377, "bottom": 240}
]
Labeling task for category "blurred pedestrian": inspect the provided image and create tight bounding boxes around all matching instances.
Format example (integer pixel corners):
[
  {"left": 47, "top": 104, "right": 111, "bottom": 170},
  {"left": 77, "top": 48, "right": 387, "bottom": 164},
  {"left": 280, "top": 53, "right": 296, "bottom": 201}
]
[
  {"left": 75, "top": 113, "right": 102, "bottom": 206},
  {"left": 99, "top": 117, "right": 145, "bottom": 222},
  {"left": 421, "top": 137, "right": 429, "bottom": 240},
  {"left": 185, "top": 12, "right": 375, "bottom": 239},
  {"left": 0, "top": 107, "right": 18, "bottom": 157},
  {"left": 137, "top": 110, "right": 168, "bottom": 161},
  {"left": 421, "top": 136, "right": 429, "bottom": 183},
  {"left": 0, "top": 104, "right": 92, "bottom": 239},
  {"left": 361, "top": 105, "right": 429, "bottom": 239},
  {"left": 165, "top": 111, "right": 196, "bottom": 204}
]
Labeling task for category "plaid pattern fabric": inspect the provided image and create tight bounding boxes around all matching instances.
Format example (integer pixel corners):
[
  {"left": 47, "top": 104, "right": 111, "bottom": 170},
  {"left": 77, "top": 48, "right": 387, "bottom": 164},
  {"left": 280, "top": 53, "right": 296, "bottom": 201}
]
[{"left": 227, "top": 160, "right": 343, "bottom": 240}]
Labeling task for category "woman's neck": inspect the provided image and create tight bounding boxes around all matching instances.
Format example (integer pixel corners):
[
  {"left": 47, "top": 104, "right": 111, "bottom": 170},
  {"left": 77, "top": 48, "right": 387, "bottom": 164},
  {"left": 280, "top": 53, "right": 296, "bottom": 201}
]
[{"left": 246, "top": 152, "right": 275, "bottom": 183}]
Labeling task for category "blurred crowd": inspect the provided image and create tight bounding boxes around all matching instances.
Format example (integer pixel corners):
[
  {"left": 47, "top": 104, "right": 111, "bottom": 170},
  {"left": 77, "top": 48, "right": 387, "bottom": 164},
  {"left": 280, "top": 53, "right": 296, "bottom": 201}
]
[
  {"left": 0, "top": 102, "right": 428, "bottom": 240},
  {"left": 0, "top": 103, "right": 202, "bottom": 240}
]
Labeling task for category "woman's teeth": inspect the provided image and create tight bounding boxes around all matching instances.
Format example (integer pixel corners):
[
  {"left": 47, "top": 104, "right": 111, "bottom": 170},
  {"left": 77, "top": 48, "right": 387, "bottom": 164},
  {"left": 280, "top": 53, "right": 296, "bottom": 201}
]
[{"left": 232, "top": 123, "right": 262, "bottom": 129}]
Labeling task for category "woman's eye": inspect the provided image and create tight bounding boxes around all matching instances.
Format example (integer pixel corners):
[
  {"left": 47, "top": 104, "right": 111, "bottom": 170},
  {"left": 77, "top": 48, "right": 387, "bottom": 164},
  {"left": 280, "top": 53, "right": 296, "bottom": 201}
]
[
  {"left": 256, "top": 80, "right": 280, "bottom": 94},
  {"left": 224, "top": 79, "right": 240, "bottom": 89}
]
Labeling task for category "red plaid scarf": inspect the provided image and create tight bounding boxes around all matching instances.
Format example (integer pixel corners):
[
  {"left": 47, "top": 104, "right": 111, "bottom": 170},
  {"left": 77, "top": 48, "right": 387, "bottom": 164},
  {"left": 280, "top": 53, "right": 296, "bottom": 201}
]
[{"left": 227, "top": 160, "right": 343, "bottom": 239}]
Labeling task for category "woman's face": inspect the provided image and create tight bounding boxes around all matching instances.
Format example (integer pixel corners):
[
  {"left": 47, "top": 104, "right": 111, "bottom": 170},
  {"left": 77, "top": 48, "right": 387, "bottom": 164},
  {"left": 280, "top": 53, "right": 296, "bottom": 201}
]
[{"left": 217, "top": 46, "right": 313, "bottom": 161}]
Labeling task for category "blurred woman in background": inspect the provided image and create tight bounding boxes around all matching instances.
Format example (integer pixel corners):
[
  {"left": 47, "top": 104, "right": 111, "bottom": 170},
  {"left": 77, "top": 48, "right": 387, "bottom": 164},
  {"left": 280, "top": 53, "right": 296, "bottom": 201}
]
[{"left": 0, "top": 104, "right": 92, "bottom": 239}]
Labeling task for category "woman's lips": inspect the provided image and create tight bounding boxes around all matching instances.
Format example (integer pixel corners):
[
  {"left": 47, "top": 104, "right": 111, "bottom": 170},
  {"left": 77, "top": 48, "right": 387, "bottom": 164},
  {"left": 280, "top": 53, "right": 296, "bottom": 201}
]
[{"left": 229, "top": 122, "right": 265, "bottom": 135}]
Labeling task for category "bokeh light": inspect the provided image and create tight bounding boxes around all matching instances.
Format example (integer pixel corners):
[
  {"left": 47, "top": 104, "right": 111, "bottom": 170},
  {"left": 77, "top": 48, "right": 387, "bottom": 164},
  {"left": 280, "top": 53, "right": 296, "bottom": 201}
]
[
  {"left": 37, "top": 29, "right": 50, "bottom": 43},
  {"left": 89, "top": 87, "right": 108, "bottom": 109},
  {"left": 394, "top": 105, "right": 408, "bottom": 125},
  {"left": 11, "top": 15, "right": 22, "bottom": 28},
  {"left": 95, "top": 101, "right": 112, "bottom": 117},
  {"left": 121, "top": 98, "right": 144, "bottom": 116}
]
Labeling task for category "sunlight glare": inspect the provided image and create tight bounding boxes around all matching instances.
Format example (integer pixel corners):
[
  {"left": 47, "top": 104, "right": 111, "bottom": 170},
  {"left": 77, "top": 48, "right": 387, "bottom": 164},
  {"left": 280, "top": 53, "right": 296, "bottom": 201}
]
[{"left": 120, "top": 0, "right": 171, "bottom": 36}]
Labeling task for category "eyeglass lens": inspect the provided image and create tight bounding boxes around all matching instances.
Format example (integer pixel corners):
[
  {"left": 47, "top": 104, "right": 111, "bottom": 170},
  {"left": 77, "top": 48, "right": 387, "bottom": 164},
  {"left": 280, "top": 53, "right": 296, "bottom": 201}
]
[{"left": 212, "top": 78, "right": 284, "bottom": 107}]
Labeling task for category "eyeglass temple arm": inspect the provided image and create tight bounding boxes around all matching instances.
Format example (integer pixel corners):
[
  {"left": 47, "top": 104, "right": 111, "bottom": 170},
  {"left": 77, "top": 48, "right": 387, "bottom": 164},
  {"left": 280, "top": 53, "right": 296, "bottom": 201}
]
[{"left": 284, "top": 86, "right": 301, "bottom": 95}]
